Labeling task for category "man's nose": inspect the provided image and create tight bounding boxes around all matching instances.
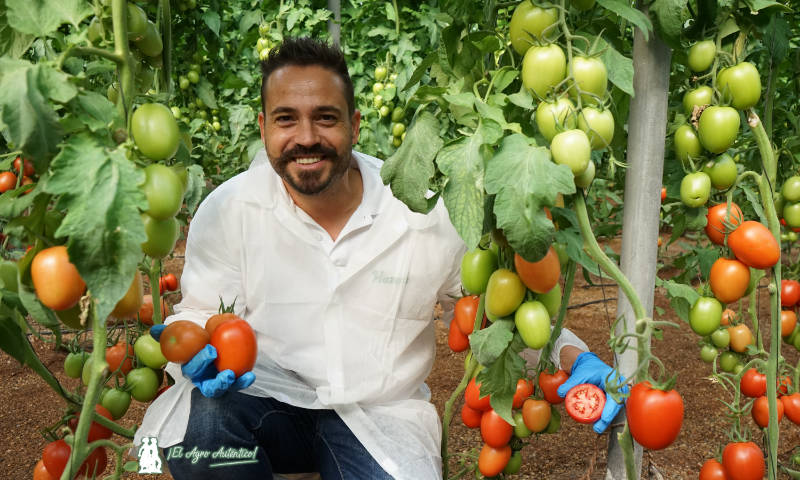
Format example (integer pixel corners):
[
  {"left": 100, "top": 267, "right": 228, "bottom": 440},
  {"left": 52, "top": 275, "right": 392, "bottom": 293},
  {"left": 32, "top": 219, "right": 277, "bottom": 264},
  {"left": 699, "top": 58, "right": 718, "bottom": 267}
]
[{"left": 295, "top": 118, "right": 320, "bottom": 147}]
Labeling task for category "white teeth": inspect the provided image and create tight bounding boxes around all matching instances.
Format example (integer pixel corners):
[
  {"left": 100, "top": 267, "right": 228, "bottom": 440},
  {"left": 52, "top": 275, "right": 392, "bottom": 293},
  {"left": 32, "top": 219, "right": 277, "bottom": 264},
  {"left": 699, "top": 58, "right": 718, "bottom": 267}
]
[{"left": 295, "top": 157, "right": 321, "bottom": 165}]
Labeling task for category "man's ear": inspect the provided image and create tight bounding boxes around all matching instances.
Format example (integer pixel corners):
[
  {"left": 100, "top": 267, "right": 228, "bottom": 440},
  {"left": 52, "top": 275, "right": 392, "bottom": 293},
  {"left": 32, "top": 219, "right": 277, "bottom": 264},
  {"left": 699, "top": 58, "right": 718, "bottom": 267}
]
[{"left": 258, "top": 111, "right": 266, "bottom": 143}]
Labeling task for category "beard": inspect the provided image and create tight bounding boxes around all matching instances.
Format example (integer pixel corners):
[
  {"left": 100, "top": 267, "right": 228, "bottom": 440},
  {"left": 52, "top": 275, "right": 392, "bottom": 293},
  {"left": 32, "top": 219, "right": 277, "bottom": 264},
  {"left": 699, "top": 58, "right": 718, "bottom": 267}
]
[{"left": 272, "top": 143, "right": 351, "bottom": 195}]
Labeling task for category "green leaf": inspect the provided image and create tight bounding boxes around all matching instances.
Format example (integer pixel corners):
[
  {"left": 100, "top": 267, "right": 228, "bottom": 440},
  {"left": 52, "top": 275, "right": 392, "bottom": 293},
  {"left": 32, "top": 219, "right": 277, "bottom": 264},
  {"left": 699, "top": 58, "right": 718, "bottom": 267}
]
[
  {"left": 476, "top": 334, "right": 526, "bottom": 424},
  {"left": 184, "top": 164, "right": 205, "bottom": 216},
  {"left": 195, "top": 79, "right": 218, "bottom": 109},
  {"left": 202, "top": 10, "right": 221, "bottom": 36},
  {"left": 6, "top": 0, "right": 91, "bottom": 36},
  {"left": 763, "top": 15, "right": 790, "bottom": 65},
  {"left": 0, "top": 59, "right": 76, "bottom": 161},
  {"left": 595, "top": 0, "right": 653, "bottom": 39},
  {"left": 227, "top": 104, "right": 254, "bottom": 145},
  {"left": 486, "top": 135, "right": 575, "bottom": 262},
  {"left": 17, "top": 281, "right": 60, "bottom": 330},
  {"left": 655, "top": 277, "right": 699, "bottom": 323},
  {"left": 403, "top": 52, "right": 437, "bottom": 92},
  {"left": 239, "top": 10, "right": 261, "bottom": 33},
  {"left": 650, "top": 0, "right": 687, "bottom": 48},
  {"left": 470, "top": 319, "right": 515, "bottom": 366},
  {"left": 380, "top": 112, "right": 443, "bottom": 213},
  {"left": 598, "top": 39, "right": 635, "bottom": 97},
  {"left": 74, "top": 91, "right": 116, "bottom": 132},
  {"left": 0, "top": 0, "right": 34, "bottom": 58},
  {"left": 437, "top": 120, "right": 503, "bottom": 249},
  {"left": 508, "top": 85, "right": 535, "bottom": 110},
  {"left": 385, "top": 2, "right": 397, "bottom": 22},
  {"left": 742, "top": 0, "right": 791, "bottom": 11},
  {"left": 44, "top": 135, "right": 147, "bottom": 322}
]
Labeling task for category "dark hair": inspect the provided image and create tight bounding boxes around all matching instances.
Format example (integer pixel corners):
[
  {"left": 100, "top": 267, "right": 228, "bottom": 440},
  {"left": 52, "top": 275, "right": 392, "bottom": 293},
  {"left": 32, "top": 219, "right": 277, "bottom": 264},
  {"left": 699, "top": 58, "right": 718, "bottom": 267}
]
[{"left": 260, "top": 37, "right": 355, "bottom": 115}]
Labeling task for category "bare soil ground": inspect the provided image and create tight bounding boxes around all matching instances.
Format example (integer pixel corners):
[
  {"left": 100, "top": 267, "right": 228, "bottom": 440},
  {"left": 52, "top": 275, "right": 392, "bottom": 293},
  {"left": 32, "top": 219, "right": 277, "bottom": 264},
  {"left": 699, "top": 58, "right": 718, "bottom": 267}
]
[{"left": 1, "top": 237, "right": 798, "bottom": 479}]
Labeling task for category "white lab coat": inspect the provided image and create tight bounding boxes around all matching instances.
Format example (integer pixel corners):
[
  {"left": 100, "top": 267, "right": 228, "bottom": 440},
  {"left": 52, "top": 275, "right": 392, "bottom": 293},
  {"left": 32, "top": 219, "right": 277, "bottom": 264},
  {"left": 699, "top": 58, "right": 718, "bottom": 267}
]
[{"left": 134, "top": 149, "right": 587, "bottom": 479}]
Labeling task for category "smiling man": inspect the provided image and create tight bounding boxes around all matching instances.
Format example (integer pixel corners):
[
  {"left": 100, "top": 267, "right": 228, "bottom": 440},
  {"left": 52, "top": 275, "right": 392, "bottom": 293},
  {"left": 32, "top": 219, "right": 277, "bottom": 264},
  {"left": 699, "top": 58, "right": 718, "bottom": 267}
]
[{"left": 134, "top": 37, "right": 620, "bottom": 480}]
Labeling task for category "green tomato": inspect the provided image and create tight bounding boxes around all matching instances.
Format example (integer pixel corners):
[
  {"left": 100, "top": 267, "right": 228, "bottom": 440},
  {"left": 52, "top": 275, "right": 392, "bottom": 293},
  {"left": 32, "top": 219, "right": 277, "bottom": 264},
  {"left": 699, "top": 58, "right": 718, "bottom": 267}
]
[
  {"left": 689, "top": 296, "right": 722, "bottom": 336},
  {"left": 544, "top": 406, "right": 561, "bottom": 433},
  {"left": 131, "top": 103, "right": 181, "bottom": 161},
  {"left": 392, "top": 137, "right": 402, "bottom": 148},
  {"left": 702, "top": 154, "right": 737, "bottom": 190},
  {"left": 782, "top": 176, "right": 800, "bottom": 203},
  {"left": 142, "top": 163, "right": 184, "bottom": 220},
  {"left": 700, "top": 344, "right": 718, "bottom": 363},
  {"left": 568, "top": 56, "right": 608, "bottom": 105},
  {"left": 577, "top": 107, "right": 614, "bottom": 150},
  {"left": 170, "top": 106, "right": 182, "bottom": 120},
  {"left": 537, "top": 283, "right": 562, "bottom": 318},
  {"left": 81, "top": 356, "right": 108, "bottom": 386},
  {"left": 212, "top": 121, "right": 222, "bottom": 131},
  {"left": 187, "top": 70, "right": 200, "bottom": 84},
  {"left": 522, "top": 44, "right": 566, "bottom": 99},
  {"left": 572, "top": 0, "right": 596, "bottom": 11},
  {"left": 513, "top": 412, "right": 532, "bottom": 438},
  {"left": 680, "top": 172, "right": 711, "bottom": 208},
  {"left": 373, "top": 94, "right": 383, "bottom": 109},
  {"left": 141, "top": 214, "right": 180, "bottom": 258},
  {"left": 392, "top": 123, "right": 406, "bottom": 137},
  {"left": 256, "top": 37, "right": 270, "bottom": 53},
  {"left": 784, "top": 203, "right": 800, "bottom": 228},
  {"left": 718, "top": 351, "right": 740, "bottom": 373},
  {"left": 379, "top": 106, "right": 390, "bottom": 118},
  {"left": 107, "top": 84, "right": 119, "bottom": 104},
  {"left": 126, "top": 367, "right": 160, "bottom": 402},
  {"left": 134, "top": 334, "right": 168, "bottom": 369},
  {"left": 711, "top": 328, "right": 731, "bottom": 348},
  {"left": 551, "top": 129, "right": 591, "bottom": 175},
  {"left": 717, "top": 62, "right": 761, "bottom": 110},
  {"left": 698, "top": 106, "right": 740, "bottom": 154},
  {"left": 101, "top": 388, "right": 132, "bottom": 419},
  {"left": 683, "top": 86, "right": 713, "bottom": 116},
  {"left": 687, "top": 40, "right": 716, "bottom": 72},
  {"left": 391, "top": 107, "right": 405, "bottom": 123},
  {"left": 574, "top": 159, "right": 595, "bottom": 189},
  {"left": 485, "top": 269, "right": 527, "bottom": 318},
  {"left": 258, "top": 23, "right": 270, "bottom": 36},
  {"left": 64, "top": 351, "right": 89, "bottom": 378},
  {"left": 515, "top": 301, "right": 551, "bottom": 349},
  {"left": 372, "top": 82, "right": 384, "bottom": 95},
  {"left": 382, "top": 83, "right": 397, "bottom": 101},
  {"left": 179, "top": 76, "right": 190, "bottom": 90},
  {"left": 674, "top": 124, "right": 703, "bottom": 163},
  {"left": 374, "top": 66, "right": 388, "bottom": 81},
  {"left": 508, "top": 2, "right": 558, "bottom": 54},
  {"left": 127, "top": 4, "right": 148, "bottom": 41},
  {"left": 789, "top": 231, "right": 799, "bottom": 242},
  {"left": 503, "top": 451, "right": 523, "bottom": 475},
  {"left": 134, "top": 21, "right": 163, "bottom": 57},
  {"left": 461, "top": 248, "right": 498, "bottom": 295},
  {"left": 552, "top": 243, "right": 569, "bottom": 270},
  {"left": 535, "top": 97, "right": 576, "bottom": 142}
]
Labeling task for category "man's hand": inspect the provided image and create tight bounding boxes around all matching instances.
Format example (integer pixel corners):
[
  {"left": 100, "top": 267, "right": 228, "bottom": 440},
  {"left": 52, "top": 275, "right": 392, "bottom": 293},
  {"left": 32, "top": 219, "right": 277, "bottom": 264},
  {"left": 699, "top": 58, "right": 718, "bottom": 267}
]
[
  {"left": 149, "top": 325, "right": 255, "bottom": 398},
  {"left": 556, "top": 352, "right": 627, "bottom": 433}
]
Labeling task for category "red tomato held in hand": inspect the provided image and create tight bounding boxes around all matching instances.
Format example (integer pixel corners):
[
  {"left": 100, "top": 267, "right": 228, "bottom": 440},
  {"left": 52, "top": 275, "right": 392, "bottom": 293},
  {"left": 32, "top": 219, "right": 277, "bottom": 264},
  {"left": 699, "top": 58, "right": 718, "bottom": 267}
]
[
  {"left": 782, "top": 279, "right": 800, "bottom": 307},
  {"left": 740, "top": 369, "right": 766, "bottom": 398},
  {"left": 727, "top": 221, "right": 780, "bottom": 269},
  {"left": 211, "top": 318, "right": 257, "bottom": 377},
  {"left": 453, "top": 295, "right": 480, "bottom": 335},
  {"left": 626, "top": 381, "right": 684, "bottom": 450},
  {"left": 461, "top": 403, "right": 483, "bottom": 428},
  {"left": 478, "top": 443, "right": 512, "bottom": 477},
  {"left": 480, "top": 408, "right": 513, "bottom": 448},
  {"left": 564, "top": 383, "right": 605, "bottom": 424},
  {"left": 751, "top": 395, "right": 783, "bottom": 428},
  {"left": 722, "top": 442, "right": 764, "bottom": 480},
  {"left": 538, "top": 369, "right": 568, "bottom": 404},
  {"left": 511, "top": 378, "right": 534, "bottom": 408},
  {"left": 160, "top": 320, "right": 210, "bottom": 363},
  {"left": 465, "top": 378, "right": 491, "bottom": 411},
  {"left": 699, "top": 458, "right": 727, "bottom": 480},
  {"left": 447, "top": 320, "right": 470, "bottom": 352}
]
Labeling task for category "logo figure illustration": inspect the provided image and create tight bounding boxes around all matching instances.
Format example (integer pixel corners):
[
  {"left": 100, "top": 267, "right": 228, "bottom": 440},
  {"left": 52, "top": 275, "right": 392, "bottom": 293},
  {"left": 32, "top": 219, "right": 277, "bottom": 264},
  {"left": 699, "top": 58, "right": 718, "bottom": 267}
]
[{"left": 138, "top": 437, "right": 163, "bottom": 474}]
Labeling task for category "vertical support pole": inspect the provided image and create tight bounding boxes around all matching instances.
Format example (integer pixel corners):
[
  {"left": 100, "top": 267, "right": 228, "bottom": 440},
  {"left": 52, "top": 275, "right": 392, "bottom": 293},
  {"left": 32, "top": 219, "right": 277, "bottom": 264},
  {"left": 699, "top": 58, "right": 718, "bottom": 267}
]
[{"left": 328, "top": 0, "right": 342, "bottom": 46}]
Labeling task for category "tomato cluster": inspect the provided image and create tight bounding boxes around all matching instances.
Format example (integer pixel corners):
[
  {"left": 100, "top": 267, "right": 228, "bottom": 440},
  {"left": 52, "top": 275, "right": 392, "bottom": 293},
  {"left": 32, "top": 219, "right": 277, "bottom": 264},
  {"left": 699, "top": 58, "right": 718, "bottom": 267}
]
[
  {"left": 0, "top": 157, "right": 36, "bottom": 196},
  {"left": 366, "top": 64, "right": 408, "bottom": 149}
]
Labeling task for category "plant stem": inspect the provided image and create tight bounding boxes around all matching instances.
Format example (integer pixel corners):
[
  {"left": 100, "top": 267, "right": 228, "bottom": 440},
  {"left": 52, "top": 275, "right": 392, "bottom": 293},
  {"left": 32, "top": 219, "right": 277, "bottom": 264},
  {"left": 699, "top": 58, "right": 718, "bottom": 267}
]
[
  {"left": 148, "top": 258, "right": 164, "bottom": 324},
  {"left": 441, "top": 357, "right": 477, "bottom": 479},
  {"left": 111, "top": 0, "right": 136, "bottom": 119},
  {"left": 539, "top": 260, "right": 577, "bottom": 370},
  {"left": 159, "top": 0, "right": 173, "bottom": 95}
]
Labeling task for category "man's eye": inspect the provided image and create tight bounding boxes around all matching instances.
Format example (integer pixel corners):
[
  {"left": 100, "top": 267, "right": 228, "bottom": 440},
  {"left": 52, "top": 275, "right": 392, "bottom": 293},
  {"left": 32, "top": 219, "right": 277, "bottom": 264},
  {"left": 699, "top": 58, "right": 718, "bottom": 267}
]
[
  {"left": 319, "top": 114, "right": 337, "bottom": 123},
  {"left": 276, "top": 115, "right": 293, "bottom": 123}
]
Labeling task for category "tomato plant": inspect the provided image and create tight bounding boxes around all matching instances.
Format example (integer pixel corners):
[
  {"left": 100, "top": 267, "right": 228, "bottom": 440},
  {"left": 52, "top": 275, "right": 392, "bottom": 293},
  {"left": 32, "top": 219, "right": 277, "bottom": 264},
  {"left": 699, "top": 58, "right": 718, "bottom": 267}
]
[{"left": 625, "top": 382, "right": 683, "bottom": 450}]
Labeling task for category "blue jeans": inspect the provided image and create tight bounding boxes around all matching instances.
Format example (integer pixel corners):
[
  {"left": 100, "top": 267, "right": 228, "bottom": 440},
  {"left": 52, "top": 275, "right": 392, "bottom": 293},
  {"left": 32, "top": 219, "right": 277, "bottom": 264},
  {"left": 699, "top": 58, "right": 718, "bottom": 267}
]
[{"left": 164, "top": 389, "right": 393, "bottom": 480}]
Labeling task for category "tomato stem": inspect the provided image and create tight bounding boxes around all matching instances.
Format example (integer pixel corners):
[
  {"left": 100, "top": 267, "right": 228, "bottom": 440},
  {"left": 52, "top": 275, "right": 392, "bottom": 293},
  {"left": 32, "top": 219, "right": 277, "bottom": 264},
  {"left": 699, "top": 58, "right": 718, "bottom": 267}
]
[{"left": 441, "top": 354, "right": 478, "bottom": 479}]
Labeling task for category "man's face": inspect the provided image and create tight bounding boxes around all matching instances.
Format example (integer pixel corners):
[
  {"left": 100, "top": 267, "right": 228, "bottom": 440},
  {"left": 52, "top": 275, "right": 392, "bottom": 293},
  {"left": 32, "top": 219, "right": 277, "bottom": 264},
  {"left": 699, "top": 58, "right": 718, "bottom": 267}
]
[{"left": 258, "top": 65, "right": 360, "bottom": 196}]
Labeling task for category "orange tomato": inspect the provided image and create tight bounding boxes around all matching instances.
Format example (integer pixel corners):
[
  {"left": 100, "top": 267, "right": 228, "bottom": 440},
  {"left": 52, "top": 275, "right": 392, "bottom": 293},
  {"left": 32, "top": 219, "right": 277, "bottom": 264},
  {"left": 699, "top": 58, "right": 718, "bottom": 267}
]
[
  {"left": 781, "top": 310, "right": 797, "bottom": 337},
  {"left": 709, "top": 258, "right": 750, "bottom": 304},
  {"left": 31, "top": 246, "right": 86, "bottom": 311},
  {"left": 514, "top": 246, "right": 560, "bottom": 294},
  {"left": 728, "top": 324, "right": 754, "bottom": 353},
  {"left": 111, "top": 271, "right": 143, "bottom": 319}
]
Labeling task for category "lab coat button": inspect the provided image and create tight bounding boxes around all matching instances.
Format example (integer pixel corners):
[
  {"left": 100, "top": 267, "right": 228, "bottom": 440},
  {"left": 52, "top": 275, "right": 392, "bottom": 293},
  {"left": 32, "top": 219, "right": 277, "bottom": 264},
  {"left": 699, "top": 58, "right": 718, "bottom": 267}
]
[{"left": 333, "top": 259, "right": 346, "bottom": 267}]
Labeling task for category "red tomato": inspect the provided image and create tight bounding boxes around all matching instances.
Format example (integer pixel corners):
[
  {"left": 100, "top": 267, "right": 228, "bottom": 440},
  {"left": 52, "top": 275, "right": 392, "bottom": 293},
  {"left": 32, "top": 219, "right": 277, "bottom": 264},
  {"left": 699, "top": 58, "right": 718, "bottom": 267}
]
[
  {"left": 160, "top": 320, "right": 210, "bottom": 363},
  {"left": 205, "top": 312, "right": 240, "bottom": 335},
  {"left": 42, "top": 440, "right": 106, "bottom": 478},
  {"left": 454, "top": 295, "right": 480, "bottom": 335},
  {"left": 478, "top": 443, "right": 511, "bottom": 477},
  {"left": 14, "top": 157, "right": 35, "bottom": 177},
  {"left": 511, "top": 378, "right": 534, "bottom": 408},
  {"left": 781, "top": 310, "right": 797, "bottom": 337},
  {"left": 781, "top": 392, "right": 800, "bottom": 424},
  {"left": 70, "top": 404, "right": 114, "bottom": 442},
  {"left": 0, "top": 171, "right": 17, "bottom": 193},
  {"left": 513, "top": 247, "right": 560, "bottom": 294},
  {"left": 778, "top": 375, "right": 792, "bottom": 396},
  {"left": 727, "top": 324, "right": 753, "bottom": 353},
  {"left": 461, "top": 403, "right": 483, "bottom": 428},
  {"left": 721, "top": 308, "right": 736, "bottom": 326},
  {"left": 660, "top": 186, "right": 666, "bottom": 202},
  {"left": 538, "top": 369, "right": 568, "bottom": 404},
  {"left": 699, "top": 458, "right": 727, "bottom": 480},
  {"left": 705, "top": 202, "right": 743, "bottom": 245},
  {"left": 722, "top": 442, "right": 764, "bottom": 480},
  {"left": 751, "top": 395, "right": 783, "bottom": 428},
  {"left": 727, "top": 221, "right": 780, "bottom": 269},
  {"left": 30, "top": 246, "right": 86, "bottom": 311},
  {"left": 33, "top": 459, "right": 56, "bottom": 480},
  {"left": 105, "top": 341, "right": 134, "bottom": 377},
  {"left": 465, "top": 378, "right": 491, "bottom": 411},
  {"left": 138, "top": 294, "right": 167, "bottom": 326},
  {"left": 163, "top": 273, "right": 178, "bottom": 291},
  {"left": 447, "top": 320, "right": 470, "bottom": 352},
  {"left": 564, "top": 383, "right": 605, "bottom": 424},
  {"left": 480, "top": 408, "right": 513, "bottom": 447},
  {"left": 521, "top": 398, "right": 551, "bottom": 432},
  {"left": 709, "top": 258, "right": 750, "bottom": 304},
  {"left": 782, "top": 279, "right": 800, "bottom": 307},
  {"left": 626, "top": 381, "right": 684, "bottom": 450},
  {"left": 739, "top": 369, "right": 766, "bottom": 398},
  {"left": 211, "top": 318, "right": 257, "bottom": 377}
]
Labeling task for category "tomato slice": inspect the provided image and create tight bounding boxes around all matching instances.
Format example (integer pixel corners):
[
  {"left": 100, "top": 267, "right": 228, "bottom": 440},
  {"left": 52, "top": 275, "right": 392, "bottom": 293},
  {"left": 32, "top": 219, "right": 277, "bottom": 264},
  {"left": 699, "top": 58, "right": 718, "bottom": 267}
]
[{"left": 564, "top": 383, "right": 605, "bottom": 424}]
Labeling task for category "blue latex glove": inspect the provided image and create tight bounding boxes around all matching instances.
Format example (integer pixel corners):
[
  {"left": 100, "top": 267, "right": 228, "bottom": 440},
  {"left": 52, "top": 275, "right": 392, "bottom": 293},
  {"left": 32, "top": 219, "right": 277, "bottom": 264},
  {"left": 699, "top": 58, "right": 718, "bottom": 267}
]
[
  {"left": 149, "top": 324, "right": 166, "bottom": 341},
  {"left": 181, "top": 344, "right": 256, "bottom": 398},
  {"left": 557, "top": 352, "right": 627, "bottom": 433}
]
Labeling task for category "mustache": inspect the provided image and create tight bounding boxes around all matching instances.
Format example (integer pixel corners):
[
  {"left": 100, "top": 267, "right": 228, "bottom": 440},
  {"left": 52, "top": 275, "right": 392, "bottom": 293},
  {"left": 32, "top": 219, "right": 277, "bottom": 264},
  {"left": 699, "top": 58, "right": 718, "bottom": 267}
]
[{"left": 277, "top": 144, "right": 338, "bottom": 164}]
